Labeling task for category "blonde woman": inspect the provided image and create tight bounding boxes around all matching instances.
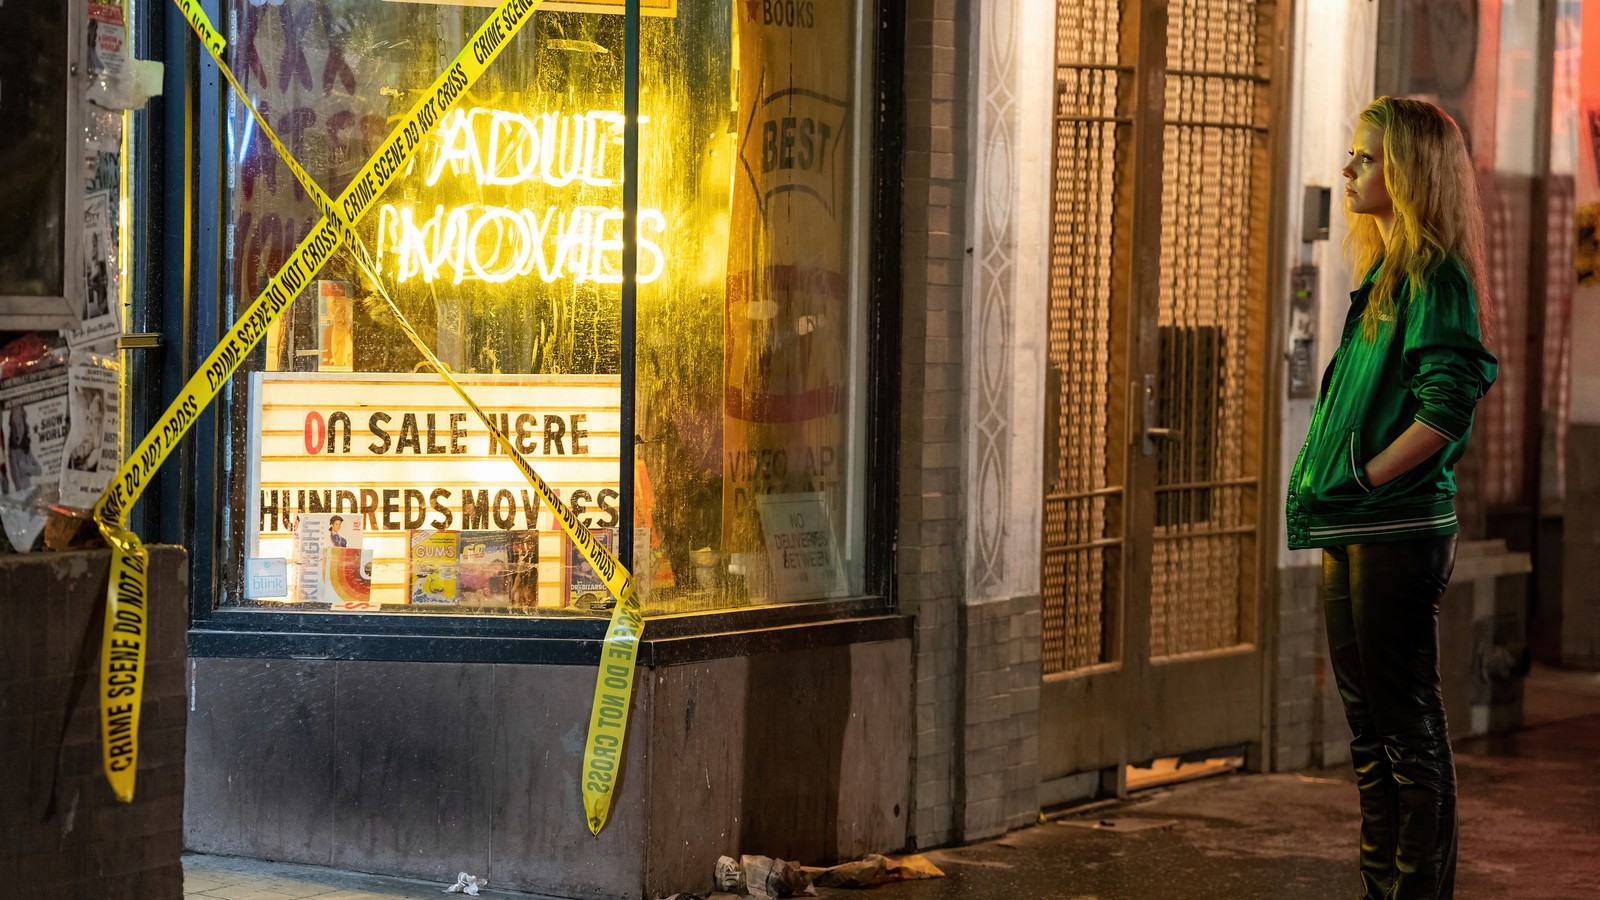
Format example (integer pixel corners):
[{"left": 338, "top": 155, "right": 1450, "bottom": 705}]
[{"left": 1286, "top": 97, "right": 1497, "bottom": 900}]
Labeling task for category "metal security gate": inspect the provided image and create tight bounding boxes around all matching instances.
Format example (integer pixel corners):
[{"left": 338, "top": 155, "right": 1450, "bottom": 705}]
[{"left": 1040, "top": 0, "right": 1285, "bottom": 791}]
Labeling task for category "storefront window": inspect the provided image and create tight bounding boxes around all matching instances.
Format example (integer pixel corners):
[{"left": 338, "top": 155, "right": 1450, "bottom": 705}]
[{"left": 216, "top": 0, "right": 873, "bottom": 618}]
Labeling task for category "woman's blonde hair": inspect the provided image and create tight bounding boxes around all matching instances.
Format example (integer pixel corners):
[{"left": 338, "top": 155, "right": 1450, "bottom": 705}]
[{"left": 1345, "top": 96, "right": 1494, "bottom": 342}]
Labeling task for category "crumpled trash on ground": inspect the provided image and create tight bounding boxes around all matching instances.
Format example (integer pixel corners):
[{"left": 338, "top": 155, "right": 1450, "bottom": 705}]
[
  {"left": 713, "top": 855, "right": 815, "bottom": 898},
  {"left": 713, "top": 856, "right": 745, "bottom": 894},
  {"left": 1056, "top": 817, "right": 1177, "bottom": 833},
  {"left": 443, "top": 872, "right": 489, "bottom": 895},
  {"left": 803, "top": 853, "right": 945, "bottom": 888}
]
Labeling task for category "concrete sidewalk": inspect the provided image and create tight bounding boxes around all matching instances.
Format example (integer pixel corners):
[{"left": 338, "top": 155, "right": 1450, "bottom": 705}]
[{"left": 184, "top": 665, "right": 1600, "bottom": 900}]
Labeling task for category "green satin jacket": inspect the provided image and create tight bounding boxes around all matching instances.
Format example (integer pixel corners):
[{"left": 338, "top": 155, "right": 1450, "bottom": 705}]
[{"left": 1286, "top": 259, "right": 1498, "bottom": 550}]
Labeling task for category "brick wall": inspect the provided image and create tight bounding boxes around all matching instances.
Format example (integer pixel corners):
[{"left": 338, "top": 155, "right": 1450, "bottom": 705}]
[
  {"left": 958, "top": 596, "right": 1040, "bottom": 837},
  {"left": 899, "top": 0, "right": 972, "bottom": 851},
  {"left": 1273, "top": 564, "right": 1347, "bottom": 771},
  {"left": 0, "top": 547, "right": 188, "bottom": 898}
]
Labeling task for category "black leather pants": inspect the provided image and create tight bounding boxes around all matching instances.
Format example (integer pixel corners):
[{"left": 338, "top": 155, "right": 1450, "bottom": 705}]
[{"left": 1322, "top": 536, "right": 1458, "bottom": 900}]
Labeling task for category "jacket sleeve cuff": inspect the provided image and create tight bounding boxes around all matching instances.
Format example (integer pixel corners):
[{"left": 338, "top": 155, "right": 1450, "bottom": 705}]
[{"left": 1415, "top": 411, "right": 1464, "bottom": 443}]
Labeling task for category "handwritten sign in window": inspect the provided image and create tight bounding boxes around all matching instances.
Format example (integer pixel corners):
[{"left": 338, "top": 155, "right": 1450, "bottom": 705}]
[{"left": 757, "top": 492, "right": 844, "bottom": 602}]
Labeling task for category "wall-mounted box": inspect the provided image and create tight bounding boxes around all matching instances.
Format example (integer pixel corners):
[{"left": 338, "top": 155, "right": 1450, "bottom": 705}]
[{"left": 1302, "top": 185, "right": 1331, "bottom": 243}]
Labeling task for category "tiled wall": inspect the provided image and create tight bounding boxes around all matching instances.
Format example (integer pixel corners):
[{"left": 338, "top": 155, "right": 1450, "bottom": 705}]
[
  {"left": 959, "top": 594, "right": 1041, "bottom": 837},
  {"left": 1272, "top": 564, "right": 1349, "bottom": 771},
  {"left": 899, "top": 0, "right": 1048, "bottom": 848},
  {"left": 899, "top": 0, "right": 973, "bottom": 851}
]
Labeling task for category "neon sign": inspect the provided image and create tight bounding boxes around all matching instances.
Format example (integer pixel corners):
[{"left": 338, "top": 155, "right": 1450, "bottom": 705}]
[
  {"left": 377, "top": 203, "right": 666, "bottom": 285},
  {"left": 375, "top": 107, "right": 667, "bottom": 286}
]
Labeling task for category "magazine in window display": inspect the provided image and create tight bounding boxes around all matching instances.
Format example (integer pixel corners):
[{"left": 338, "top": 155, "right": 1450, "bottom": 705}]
[
  {"left": 325, "top": 545, "right": 375, "bottom": 610},
  {"left": 263, "top": 282, "right": 322, "bottom": 372},
  {"left": 565, "top": 527, "right": 616, "bottom": 610},
  {"left": 58, "top": 352, "right": 120, "bottom": 509},
  {"left": 289, "top": 285, "right": 320, "bottom": 372},
  {"left": 458, "top": 530, "right": 539, "bottom": 607},
  {"left": 289, "top": 512, "right": 365, "bottom": 604},
  {"left": 409, "top": 530, "right": 460, "bottom": 605},
  {"left": 508, "top": 530, "right": 541, "bottom": 607}
]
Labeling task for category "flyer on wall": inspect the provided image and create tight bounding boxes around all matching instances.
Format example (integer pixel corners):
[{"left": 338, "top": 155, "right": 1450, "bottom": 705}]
[
  {"left": 0, "top": 352, "right": 69, "bottom": 550},
  {"left": 67, "top": 191, "right": 120, "bottom": 350},
  {"left": 84, "top": 1, "right": 144, "bottom": 111},
  {"left": 59, "top": 353, "right": 120, "bottom": 510},
  {"left": 86, "top": 3, "right": 127, "bottom": 80}
]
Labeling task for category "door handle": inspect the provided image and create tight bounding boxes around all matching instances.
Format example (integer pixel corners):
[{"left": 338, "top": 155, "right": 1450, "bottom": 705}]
[
  {"left": 1137, "top": 374, "right": 1183, "bottom": 456},
  {"left": 116, "top": 332, "right": 163, "bottom": 351}
]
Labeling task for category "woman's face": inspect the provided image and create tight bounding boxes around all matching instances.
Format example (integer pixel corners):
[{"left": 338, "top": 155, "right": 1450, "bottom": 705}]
[
  {"left": 1341, "top": 121, "right": 1392, "bottom": 219},
  {"left": 83, "top": 396, "right": 104, "bottom": 437}
]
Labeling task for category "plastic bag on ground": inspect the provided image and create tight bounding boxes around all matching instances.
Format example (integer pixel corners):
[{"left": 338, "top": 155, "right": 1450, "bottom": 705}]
[{"left": 443, "top": 871, "right": 488, "bottom": 895}]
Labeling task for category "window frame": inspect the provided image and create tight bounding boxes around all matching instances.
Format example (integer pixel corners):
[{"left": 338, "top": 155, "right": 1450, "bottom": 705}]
[
  {"left": 0, "top": 0, "right": 89, "bottom": 330},
  {"left": 140, "top": 0, "right": 906, "bottom": 660}
]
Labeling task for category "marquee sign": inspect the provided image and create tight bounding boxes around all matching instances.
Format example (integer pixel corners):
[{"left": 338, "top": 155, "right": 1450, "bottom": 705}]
[{"left": 247, "top": 371, "right": 621, "bottom": 608}]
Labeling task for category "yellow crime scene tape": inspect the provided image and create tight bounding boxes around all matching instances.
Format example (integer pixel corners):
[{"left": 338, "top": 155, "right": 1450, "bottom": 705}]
[{"left": 98, "top": 0, "right": 645, "bottom": 835}]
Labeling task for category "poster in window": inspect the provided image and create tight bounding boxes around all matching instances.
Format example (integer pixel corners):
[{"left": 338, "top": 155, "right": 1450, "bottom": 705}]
[
  {"left": 722, "top": 0, "right": 852, "bottom": 554},
  {"left": 316, "top": 280, "right": 354, "bottom": 372}
]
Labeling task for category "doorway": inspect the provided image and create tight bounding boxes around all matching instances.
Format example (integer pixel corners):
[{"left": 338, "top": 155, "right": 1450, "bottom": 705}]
[{"left": 1040, "top": 0, "right": 1286, "bottom": 797}]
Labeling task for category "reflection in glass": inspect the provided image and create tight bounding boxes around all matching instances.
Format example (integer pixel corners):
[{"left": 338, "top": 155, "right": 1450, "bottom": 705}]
[{"left": 220, "top": 0, "right": 871, "bottom": 617}]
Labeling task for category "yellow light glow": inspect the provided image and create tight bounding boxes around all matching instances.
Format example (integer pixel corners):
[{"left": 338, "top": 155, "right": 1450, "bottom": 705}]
[
  {"left": 377, "top": 106, "right": 668, "bottom": 287},
  {"left": 425, "top": 107, "right": 646, "bottom": 189}
]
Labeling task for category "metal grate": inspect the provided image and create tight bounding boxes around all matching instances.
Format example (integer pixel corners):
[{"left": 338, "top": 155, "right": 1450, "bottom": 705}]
[
  {"left": 1150, "top": 0, "right": 1268, "bottom": 657},
  {"left": 1055, "top": 0, "right": 1121, "bottom": 67},
  {"left": 1043, "top": 0, "right": 1125, "bottom": 675}
]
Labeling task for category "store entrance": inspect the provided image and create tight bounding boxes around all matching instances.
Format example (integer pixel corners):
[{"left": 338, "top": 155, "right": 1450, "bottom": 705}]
[{"left": 1038, "top": 0, "right": 1283, "bottom": 798}]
